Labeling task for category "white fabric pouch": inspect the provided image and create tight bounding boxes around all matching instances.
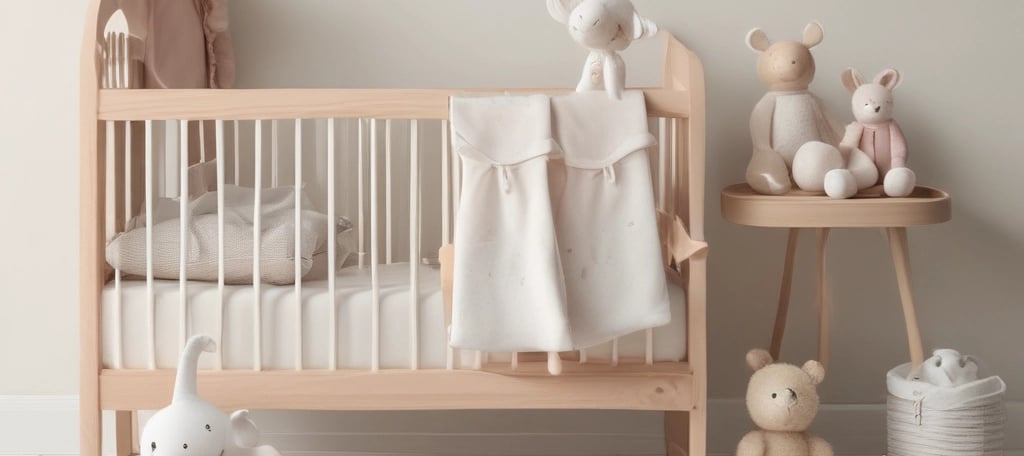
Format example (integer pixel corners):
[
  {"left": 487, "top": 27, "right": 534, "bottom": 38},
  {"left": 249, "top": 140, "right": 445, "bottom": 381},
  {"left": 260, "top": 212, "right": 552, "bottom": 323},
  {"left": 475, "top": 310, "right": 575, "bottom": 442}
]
[
  {"left": 552, "top": 90, "right": 670, "bottom": 348},
  {"left": 449, "top": 95, "right": 573, "bottom": 353}
]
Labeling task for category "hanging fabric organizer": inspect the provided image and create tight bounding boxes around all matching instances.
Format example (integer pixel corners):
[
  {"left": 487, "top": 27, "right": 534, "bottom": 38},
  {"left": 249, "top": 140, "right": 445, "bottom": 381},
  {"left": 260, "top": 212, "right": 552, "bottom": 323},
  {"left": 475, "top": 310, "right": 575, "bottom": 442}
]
[
  {"left": 552, "top": 91, "right": 670, "bottom": 348},
  {"left": 450, "top": 95, "right": 573, "bottom": 353},
  {"left": 450, "top": 91, "right": 670, "bottom": 353}
]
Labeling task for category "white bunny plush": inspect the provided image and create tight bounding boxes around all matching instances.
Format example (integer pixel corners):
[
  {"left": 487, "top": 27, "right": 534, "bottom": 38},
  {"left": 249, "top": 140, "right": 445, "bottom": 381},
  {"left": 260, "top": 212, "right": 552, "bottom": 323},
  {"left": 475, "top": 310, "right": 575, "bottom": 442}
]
[
  {"left": 840, "top": 68, "right": 916, "bottom": 197},
  {"left": 140, "top": 335, "right": 281, "bottom": 456},
  {"left": 547, "top": 0, "right": 658, "bottom": 99}
]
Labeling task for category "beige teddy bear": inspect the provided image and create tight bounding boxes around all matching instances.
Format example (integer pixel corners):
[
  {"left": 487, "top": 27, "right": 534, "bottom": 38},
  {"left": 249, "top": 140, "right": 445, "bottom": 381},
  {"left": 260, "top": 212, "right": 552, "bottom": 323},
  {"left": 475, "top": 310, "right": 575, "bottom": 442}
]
[{"left": 737, "top": 349, "right": 833, "bottom": 456}]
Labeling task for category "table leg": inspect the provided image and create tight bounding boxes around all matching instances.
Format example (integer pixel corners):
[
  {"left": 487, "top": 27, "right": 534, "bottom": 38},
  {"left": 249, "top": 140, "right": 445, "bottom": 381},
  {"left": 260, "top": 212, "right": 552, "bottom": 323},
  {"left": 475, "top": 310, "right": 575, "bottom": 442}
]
[
  {"left": 816, "top": 228, "right": 831, "bottom": 368},
  {"left": 887, "top": 227, "right": 925, "bottom": 368},
  {"left": 770, "top": 228, "right": 800, "bottom": 360}
]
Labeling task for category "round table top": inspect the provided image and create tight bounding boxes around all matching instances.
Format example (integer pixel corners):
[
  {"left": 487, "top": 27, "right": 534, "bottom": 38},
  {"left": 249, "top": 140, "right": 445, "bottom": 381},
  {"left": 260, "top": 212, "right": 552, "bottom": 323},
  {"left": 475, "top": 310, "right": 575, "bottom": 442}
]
[{"left": 721, "top": 184, "right": 952, "bottom": 228}]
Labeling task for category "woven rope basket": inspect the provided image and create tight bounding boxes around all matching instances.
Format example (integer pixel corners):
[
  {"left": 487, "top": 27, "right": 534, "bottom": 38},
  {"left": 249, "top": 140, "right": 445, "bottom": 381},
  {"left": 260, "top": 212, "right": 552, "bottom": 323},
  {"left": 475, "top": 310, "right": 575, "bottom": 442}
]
[{"left": 887, "top": 363, "right": 1007, "bottom": 456}]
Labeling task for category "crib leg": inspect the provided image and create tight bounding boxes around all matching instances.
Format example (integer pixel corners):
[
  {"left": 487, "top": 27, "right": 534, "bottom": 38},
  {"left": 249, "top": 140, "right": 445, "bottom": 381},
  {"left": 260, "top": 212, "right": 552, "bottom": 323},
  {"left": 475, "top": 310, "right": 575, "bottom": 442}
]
[
  {"left": 115, "top": 411, "right": 135, "bottom": 456},
  {"left": 690, "top": 406, "right": 708, "bottom": 456},
  {"left": 664, "top": 411, "right": 688, "bottom": 456},
  {"left": 770, "top": 228, "right": 800, "bottom": 360}
]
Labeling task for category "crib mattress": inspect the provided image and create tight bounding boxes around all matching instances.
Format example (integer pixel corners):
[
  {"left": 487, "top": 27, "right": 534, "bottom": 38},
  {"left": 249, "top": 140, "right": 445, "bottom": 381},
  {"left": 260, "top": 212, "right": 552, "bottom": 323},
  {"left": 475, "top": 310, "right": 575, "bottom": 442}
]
[{"left": 102, "top": 264, "right": 686, "bottom": 370}]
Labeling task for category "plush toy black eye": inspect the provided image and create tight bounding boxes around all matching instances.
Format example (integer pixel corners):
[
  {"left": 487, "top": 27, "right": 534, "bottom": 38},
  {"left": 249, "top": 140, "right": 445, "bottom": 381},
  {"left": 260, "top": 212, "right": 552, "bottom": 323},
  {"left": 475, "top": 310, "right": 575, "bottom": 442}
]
[
  {"left": 183, "top": 444, "right": 188, "bottom": 450},
  {"left": 205, "top": 424, "right": 211, "bottom": 431},
  {"left": 151, "top": 442, "right": 157, "bottom": 451},
  {"left": 771, "top": 393, "right": 777, "bottom": 399}
]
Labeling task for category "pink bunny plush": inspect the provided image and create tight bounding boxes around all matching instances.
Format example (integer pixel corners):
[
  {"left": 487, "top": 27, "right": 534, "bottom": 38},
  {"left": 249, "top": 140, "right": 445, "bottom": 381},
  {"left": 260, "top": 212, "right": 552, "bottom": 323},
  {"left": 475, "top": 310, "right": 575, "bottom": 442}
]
[{"left": 839, "top": 68, "right": 916, "bottom": 197}]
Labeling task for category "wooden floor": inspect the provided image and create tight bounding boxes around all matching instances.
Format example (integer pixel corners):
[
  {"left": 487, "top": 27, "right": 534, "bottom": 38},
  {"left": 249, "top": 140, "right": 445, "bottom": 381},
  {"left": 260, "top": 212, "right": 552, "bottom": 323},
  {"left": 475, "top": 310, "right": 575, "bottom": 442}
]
[{"left": 99, "top": 362, "right": 694, "bottom": 412}]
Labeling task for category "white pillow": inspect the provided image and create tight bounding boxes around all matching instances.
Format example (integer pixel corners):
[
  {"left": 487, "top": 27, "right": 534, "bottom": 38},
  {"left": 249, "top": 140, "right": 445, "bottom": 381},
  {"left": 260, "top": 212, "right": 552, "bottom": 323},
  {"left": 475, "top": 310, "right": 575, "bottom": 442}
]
[{"left": 107, "top": 185, "right": 335, "bottom": 285}]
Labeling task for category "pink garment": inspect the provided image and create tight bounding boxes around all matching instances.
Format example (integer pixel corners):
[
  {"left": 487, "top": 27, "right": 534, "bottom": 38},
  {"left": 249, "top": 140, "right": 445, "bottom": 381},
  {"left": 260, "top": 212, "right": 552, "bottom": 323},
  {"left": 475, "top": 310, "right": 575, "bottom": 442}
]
[
  {"left": 144, "top": 0, "right": 235, "bottom": 89},
  {"left": 858, "top": 121, "right": 907, "bottom": 182}
]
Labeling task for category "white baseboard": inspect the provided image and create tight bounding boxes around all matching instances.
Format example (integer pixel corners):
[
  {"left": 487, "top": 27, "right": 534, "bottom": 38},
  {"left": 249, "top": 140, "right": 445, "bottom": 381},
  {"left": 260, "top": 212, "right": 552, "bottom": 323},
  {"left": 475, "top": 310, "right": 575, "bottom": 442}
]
[{"left": 1, "top": 396, "right": 1019, "bottom": 456}]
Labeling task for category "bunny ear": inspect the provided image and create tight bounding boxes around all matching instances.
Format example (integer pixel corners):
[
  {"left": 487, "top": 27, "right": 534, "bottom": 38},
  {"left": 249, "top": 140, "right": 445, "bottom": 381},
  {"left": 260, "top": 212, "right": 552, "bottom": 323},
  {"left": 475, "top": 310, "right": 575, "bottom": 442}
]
[
  {"left": 841, "top": 67, "right": 864, "bottom": 93},
  {"left": 547, "top": 0, "right": 573, "bottom": 24},
  {"left": 875, "top": 69, "right": 902, "bottom": 90},
  {"left": 803, "top": 21, "right": 825, "bottom": 49},
  {"left": 633, "top": 14, "right": 658, "bottom": 40},
  {"left": 746, "top": 28, "right": 771, "bottom": 53}
]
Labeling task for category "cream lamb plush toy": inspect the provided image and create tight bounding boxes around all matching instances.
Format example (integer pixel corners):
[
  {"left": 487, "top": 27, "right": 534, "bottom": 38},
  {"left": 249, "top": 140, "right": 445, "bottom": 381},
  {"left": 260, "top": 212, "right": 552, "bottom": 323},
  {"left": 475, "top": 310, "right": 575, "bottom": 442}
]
[
  {"left": 840, "top": 68, "right": 916, "bottom": 197},
  {"left": 737, "top": 349, "right": 833, "bottom": 456},
  {"left": 547, "top": 0, "right": 658, "bottom": 99},
  {"left": 140, "top": 335, "right": 281, "bottom": 456},
  {"left": 745, "top": 22, "right": 878, "bottom": 199}
]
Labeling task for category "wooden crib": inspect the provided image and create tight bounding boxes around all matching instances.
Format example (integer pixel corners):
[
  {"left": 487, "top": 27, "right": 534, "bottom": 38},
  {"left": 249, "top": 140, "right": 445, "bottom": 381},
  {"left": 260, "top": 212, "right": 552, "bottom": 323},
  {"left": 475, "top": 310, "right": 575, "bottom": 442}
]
[{"left": 79, "top": 1, "right": 708, "bottom": 455}]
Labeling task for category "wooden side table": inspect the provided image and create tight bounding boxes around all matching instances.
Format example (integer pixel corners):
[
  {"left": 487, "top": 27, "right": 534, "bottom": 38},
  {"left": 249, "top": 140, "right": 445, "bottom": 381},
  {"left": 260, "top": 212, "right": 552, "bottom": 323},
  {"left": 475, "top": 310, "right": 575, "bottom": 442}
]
[{"left": 721, "top": 184, "right": 951, "bottom": 368}]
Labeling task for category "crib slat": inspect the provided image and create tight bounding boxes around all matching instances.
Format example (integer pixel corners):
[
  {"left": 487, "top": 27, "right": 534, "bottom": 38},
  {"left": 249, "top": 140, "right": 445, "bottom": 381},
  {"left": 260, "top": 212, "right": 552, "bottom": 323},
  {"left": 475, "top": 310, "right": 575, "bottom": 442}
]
[
  {"left": 409, "top": 120, "right": 420, "bottom": 370},
  {"left": 294, "top": 119, "right": 304, "bottom": 371},
  {"left": 658, "top": 118, "right": 668, "bottom": 212},
  {"left": 145, "top": 120, "right": 156, "bottom": 370},
  {"left": 179, "top": 121, "right": 190, "bottom": 351},
  {"left": 271, "top": 120, "right": 280, "bottom": 188},
  {"left": 327, "top": 118, "right": 338, "bottom": 371},
  {"left": 216, "top": 120, "right": 227, "bottom": 370},
  {"left": 105, "top": 121, "right": 124, "bottom": 369},
  {"left": 124, "top": 122, "right": 133, "bottom": 232},
  {"left": 441, "top": 120, "right": 450, "bottom": 245},
  {"left": 200, "top": 121, "right": 207, "bottom": 163},
  {"left": 253, "top": 121, "right": 263, "bottom": 371},
  {"left": 370, "top": 119, "right": 381, "bottom": 372},
  {"left": 233, "top": 120, "right": 241, "bottom": 185},
  {"left": 357, "top": 119, "right": 366, "bottom": 269},
  {"left": 385, "top": 120, "right": 393, "bottom": 265}
]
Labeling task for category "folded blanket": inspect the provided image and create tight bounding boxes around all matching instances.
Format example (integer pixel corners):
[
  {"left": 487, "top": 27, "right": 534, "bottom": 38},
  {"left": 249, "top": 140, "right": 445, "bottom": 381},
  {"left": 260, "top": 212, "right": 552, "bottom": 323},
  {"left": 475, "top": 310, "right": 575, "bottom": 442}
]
[{"left": 106, "top": 185, "right": 344, "bottom": 285}]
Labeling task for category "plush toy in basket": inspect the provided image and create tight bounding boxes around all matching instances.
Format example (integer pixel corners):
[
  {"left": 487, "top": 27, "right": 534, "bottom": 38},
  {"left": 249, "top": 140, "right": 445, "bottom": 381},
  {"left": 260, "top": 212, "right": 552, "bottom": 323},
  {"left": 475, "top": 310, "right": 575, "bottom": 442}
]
[
  {"left": 547, "top": 0, "right": 659, "bottom": 99},
  {"left": 744, "top": 21, "right": 879, "bottom": 200},
  {"left": 140, "top": 335, "right": 281, "bottom": 456},
  {"left": 737, "top": 349, "right": 833, "bottom": 456}
]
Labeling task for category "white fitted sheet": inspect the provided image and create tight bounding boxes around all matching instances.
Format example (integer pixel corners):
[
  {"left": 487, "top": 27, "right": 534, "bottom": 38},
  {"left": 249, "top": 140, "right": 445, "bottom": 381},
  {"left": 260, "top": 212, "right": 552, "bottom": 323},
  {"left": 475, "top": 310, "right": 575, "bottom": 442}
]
[{"left": 102, "top": 264, "right": 686, "bottom": 370}]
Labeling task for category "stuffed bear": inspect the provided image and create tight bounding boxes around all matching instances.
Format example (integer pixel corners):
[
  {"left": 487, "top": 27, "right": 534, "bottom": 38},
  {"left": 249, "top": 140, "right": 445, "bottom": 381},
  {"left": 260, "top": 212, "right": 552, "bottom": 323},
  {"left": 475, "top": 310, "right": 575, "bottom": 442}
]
[
  {"left": 745, "top": 22, "right": 877, "bottom": 199},
  {"left": 737, "top": 349, "right": 833, "bottom": 456},
  {"left": 547, "top": 0, "right": 659, "bottom": 99},
  {"left": 140, "top": 335, "right": 281, "bottom": 456},
  {"left": 840, "top": 68, "right": 916, "bottom": 197}
]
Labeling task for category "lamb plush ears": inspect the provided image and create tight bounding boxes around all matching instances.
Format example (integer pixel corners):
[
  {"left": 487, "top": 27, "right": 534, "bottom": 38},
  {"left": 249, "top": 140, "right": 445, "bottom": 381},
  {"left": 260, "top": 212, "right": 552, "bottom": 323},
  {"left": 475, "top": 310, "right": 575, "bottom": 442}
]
[
  {"left": 874, "top": 68, "right": 902, "bottom": 90},
  {"left": 633, "top": 14, "right": 658, "bottom": 39},
  {"left": 802, "top": 360, "right": 826, "bottom": 385},
  {"left": 547, "top": 0, "right": 575, "bottom": 24},
  {"left": 746, "top": 349, "right": 774, "bottom": 371}
]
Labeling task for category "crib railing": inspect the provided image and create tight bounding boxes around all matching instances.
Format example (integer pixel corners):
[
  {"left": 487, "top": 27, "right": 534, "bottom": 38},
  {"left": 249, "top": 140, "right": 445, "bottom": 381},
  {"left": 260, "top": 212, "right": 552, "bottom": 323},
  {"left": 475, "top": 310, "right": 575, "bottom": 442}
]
[{"left": 98, "top": 89, "right": 690, "bottom": 374}]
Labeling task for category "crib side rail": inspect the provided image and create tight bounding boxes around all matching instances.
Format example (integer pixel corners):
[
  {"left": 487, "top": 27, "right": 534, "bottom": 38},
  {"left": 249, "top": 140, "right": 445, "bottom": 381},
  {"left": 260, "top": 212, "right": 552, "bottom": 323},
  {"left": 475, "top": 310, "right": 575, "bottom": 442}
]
[{"left": 97, "top": 88, "right": 691, "bottom": 121}]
